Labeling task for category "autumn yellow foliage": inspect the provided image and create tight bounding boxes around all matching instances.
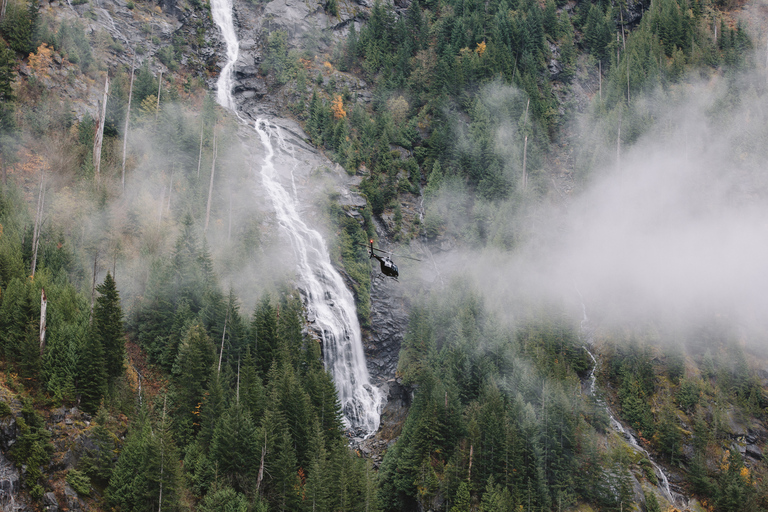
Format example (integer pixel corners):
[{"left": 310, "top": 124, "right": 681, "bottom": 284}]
[
  {"left": 475, "top": 41, "right": 487, "bottom": 57},
  {"left": 29, "top": 44, "right": 54, "bottom": 76},
  {"left": 331, "top": 95, "right": 346, "bottom": 120},
  {"left": 741, "top": 466, "right": 750, "bottom": 482}
]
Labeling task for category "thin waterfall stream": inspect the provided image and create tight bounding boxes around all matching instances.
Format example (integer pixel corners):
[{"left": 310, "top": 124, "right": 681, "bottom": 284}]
[
  {"left": 210, "top": 1, "right": 383, "bottom": 434},
  {"left": 577, "top": 292, "right": 688, "bottom": 509}
]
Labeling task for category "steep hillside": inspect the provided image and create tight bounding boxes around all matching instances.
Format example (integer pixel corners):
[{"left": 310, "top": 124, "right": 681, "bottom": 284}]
[{"left": 2, "top": 0, "right": 768, "bottom": 509}]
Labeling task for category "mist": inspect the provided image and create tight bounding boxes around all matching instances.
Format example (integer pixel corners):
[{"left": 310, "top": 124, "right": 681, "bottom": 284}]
[{"left": 419, "top": 67, "right": 768, "bottom": 347}]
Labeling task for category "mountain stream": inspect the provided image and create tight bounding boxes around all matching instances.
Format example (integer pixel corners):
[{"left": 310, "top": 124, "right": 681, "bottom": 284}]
[
  {"left": 577, "top": 293, "right": 688, "bottom": 509},
  {"left": 210, "top": 0, "right": 382, "bottom": 434}
]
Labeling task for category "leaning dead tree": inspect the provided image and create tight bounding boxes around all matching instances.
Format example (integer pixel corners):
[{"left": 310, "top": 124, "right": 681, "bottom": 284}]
[
  {"left": 196, "top": 117, "right": 204, "bottom": 179},
  {"left": 122, "top": 54, "right": 136, "bottom": 191},
  {"left": 522, "top": 98, "right": 530, "bottom": 192},
  {"left": 39, "top": 288, "right": 47, "bottom": 356},
  {"left": 89, "top": 251, "right": 99, "bottom": 324},
  {"left": 31, "top": 170, "right": 45, "bottom": 277},
  {"left": 93, "top": 74, "right": 109, "bottom": 181},
  {"left": 155, "top": 71, "right": 163, "bottom": 122},
  {"left": 204, "top": 128, "right": 217, "bottom": 233}
]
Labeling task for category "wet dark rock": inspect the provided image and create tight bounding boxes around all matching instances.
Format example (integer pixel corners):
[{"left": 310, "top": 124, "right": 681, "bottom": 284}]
[
  {"left": 0, "top": 451, "right": 20, "bottom": 500},
  {"left": 548, "top": 42, "right": 562, "bottom": 79},
  {"left": 233, "top": 77, "right": 267, "bottom": 97},
  {"left": 620, "top": 0, "right": 650, "bottom": 26},
  {"left": 43, "top": 492, "right": 58, "bottom": 508},
  {"left": 0, "top": 416, "right": 18, "bottom": 452},
  {"left": 746, "top": 444, "right": 763, "bottom": 460},
  {"left": 51, "top": 407, "right": 67, "bottom": 424},
  {"left": 65, "top": 483, "right": 83, "bottom": 511}
]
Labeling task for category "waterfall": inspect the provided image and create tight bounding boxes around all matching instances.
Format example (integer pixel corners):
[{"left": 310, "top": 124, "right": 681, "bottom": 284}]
[
  {"left": 210, "top": 0, "right": 382, "bottom": 433},
  {"left": 210, "top": 0, "right": 238, "bottom": 110},
  {"left": 576, "top": 290, "right": 687, "bottom": 509}
]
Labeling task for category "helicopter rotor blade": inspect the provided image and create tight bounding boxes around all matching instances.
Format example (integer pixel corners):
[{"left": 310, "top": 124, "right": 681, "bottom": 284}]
[
  {"left": 395, "top": 254, "right": 422, "bottom": 262},
  {"left": 355, "top": 241, "right": 423, "bottom": 261}
]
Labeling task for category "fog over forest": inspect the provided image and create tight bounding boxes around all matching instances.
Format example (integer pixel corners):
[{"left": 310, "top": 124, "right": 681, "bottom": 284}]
[{"left": 417, "top": 69, "right": 768, "bottom": 344}]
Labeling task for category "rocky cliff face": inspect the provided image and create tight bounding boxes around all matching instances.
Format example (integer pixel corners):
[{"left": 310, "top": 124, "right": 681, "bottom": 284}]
[{"left": 222, "top": 0, "right": 415, "bottom": 395}]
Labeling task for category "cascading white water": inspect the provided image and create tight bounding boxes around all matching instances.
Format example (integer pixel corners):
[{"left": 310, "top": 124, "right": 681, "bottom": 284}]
[
  {"left": 576, "top": 291, "right": 686, "bottom": 509},
  {"left": 211, "top": 0, "right": 238, "bottom": 110},
  {"left": 254, "top": 119, "right": 382, "bottom": 432},
  {"left": 210, "top": 0, "right": 382, "bottom": 433}
]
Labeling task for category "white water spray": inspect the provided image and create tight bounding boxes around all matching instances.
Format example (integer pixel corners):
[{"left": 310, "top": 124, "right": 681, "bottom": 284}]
[
  {"left": 254, "top": 119, "right": 382, "bottom": 432},
  {"left": 211, "top": 0, "right": 238, "bottom": 110},
  {"left": 575, "top": 289, "right": 687, "bottom": 509},
  {"left": 210, "top": 0, "right": 382, "bottom": 433}
]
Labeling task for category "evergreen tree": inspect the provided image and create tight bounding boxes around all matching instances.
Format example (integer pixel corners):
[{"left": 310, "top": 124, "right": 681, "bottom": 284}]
[
  {"left": 252, "top": 294, "right": 278, "bottom": 377},
  {"left": 0, "top": 0, "right": 39, "bottom": 55},
  {"left": 0, "top": 43, "right": 16, "bottom": 103},
  {"left": 171, "top": 323, "right": 215, "bottom": 447},
  {"left": 239, "top": 347, "right": 266, "bottom": 423},
  {"left": 78, "top": 328, "right": 107, "bottom": 413},
  {"left": 583, "top": 4, "right": 613, "bottom": 64},
  {"left": 209, "top": 401, "right": 260, "bottom": 494},
  {"left": 92, "top": 272, "right": 125, "bottom": 383},
  {"left": 197, "top": 485, "right": 249, "bottom": 512}
]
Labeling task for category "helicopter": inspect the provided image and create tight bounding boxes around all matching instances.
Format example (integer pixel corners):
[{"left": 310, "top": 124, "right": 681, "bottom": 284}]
[{"left": 363, "top": 240, "right": 421, "bottom": 280}]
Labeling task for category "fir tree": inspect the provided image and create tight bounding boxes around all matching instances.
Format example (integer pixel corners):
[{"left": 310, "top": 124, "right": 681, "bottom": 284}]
[
  {"left": 92, "top": 272, "right": 125, "bottom": 383},
  {"left": 251, "top": 294, "right": 278, "bottom": 378},
  {"left": 78, "top": 329, "right": 107, "bottom": 413}
]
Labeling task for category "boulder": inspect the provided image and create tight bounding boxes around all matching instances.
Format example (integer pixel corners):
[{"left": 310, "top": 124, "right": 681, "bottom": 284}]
[
  {"left": 43, "top": 491, "right": 59, "bottom": 510},
  {"left": 65, "top": 483, "right": 83, "bottom": 511},
  {"left": 0, "top": 416, "right": 18, "bottom": 452}
]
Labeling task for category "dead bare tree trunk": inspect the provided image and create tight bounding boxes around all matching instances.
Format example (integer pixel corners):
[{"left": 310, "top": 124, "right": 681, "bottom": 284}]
[
  {"left": 155, "top": 71, "right": 162, "bottom": 122},
  {"left": 228, "top": 188, "right": 232, "bottom": 243},
  {"left": 256, "top": 431, "right": 267, "bottom": 494},
  {"left": 204, "top": 129, "right": 217, "bottom": 234},
  {"left": 122, "top": 54, "right": 136, "bottom": 192},
  {"left": 31, "top": 171, "right": 45, "bottom": 277},
  {"left": 217, "top": 312, "right": 228, "bottom": 375},
  {"left": 522, "top": 99, "right": 530, "bottom": 192},
  {"left": 39, "top": 288, "right": 47, "bottom": 356},
  {"left": 167, "top": 167, "right": 174, "bottom": 213},
  {"left": 89, "top": 251, "right": 99, "bottom": 324},
  {"left": 158, "top": 395, "right": 166, "bottom": 512},
  {"left": 158, "top": 186, "right": 166, "bottom": 223},
  {"left": 617, "top": 109, "right": 622, "bottom": 173},
  {"left": 197, "top": 118, "right": 204, "bottom": 179},
  {"left": 0, "top": 0, "right": 7, "bottom": 20},
  {"left": 599, "top": 61, "right": 602, "bottom": 101},
  {"left": 236, "top": 356, "right": 240, "bottom": 404},
  {"left": 468, "top": 444, "right": 474, "bottom": 482},
  {"left": 93, "top": 74, "right": 109, "bottom": 182}
]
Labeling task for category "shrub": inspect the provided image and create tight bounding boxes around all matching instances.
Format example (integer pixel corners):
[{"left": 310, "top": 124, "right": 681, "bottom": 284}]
[{"left": 67, "top": 469, "right": 91, "bottom": 496}]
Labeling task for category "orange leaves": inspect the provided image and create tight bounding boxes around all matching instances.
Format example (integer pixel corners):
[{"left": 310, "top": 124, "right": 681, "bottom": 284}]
[
  {"left": 475, "top": 40, "right": 487, "bottom": 57},
  {"left": 331, "top": 95, "right": 346, "bottom": 120},
  {"left": 28, "top": 44, "right": 54, "bottom": 77},
  {"left": 740, "top": 466, "right": 751, "bottom": 482}
]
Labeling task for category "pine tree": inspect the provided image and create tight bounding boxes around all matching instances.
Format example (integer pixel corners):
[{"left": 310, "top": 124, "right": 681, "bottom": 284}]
[
  {"left": 0, "top": 0, "right": 39, "bottom": 54},
  {"left": 240, "top": 347, "right": 266, "bottom": 423},
  {"left": 78, "top": 328, "right": 107, "bottom": 413},
  {"left": 450, "top": 482, "right": 471, "bottom": 512},
  {"left": 0, "top": 43, "right": 16, "bottom": 103},
  {"left": 209, "top": 401, "right": 260, "bottom": 493},
  {"left": 92, "top": 272, "right": 125, "bottom": 383},
  {"left": 198, "top": 485, "right": 249, "bottom": 512},
  {"left": 108, "top": 412, "right": 151, "bottom": 509},
  {"left": 171, "top": 323, "right": 215, "bottom": 447},
  {"left": 252, "top": 294, "right": 278, "bottom": 378}
]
